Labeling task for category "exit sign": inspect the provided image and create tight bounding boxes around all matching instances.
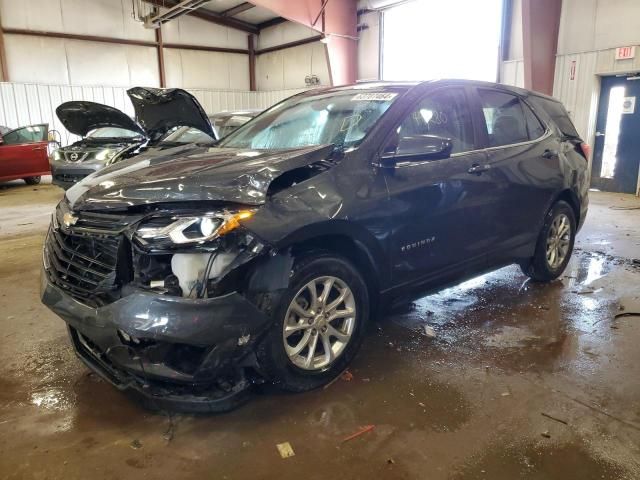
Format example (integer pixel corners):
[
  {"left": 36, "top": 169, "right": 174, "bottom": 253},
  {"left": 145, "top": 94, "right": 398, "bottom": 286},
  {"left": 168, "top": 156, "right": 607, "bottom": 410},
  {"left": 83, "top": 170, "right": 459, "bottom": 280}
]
[{"left": 615, "top": 46, "right": 636, "bottom": 60}]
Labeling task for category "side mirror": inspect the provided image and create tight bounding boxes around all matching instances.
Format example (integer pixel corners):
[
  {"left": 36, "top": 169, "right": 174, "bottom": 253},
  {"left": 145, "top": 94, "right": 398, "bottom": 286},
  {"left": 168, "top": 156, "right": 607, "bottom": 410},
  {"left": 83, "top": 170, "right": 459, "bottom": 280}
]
[{"left": 394, "top": 134, "right": 453, "bottom": 162}]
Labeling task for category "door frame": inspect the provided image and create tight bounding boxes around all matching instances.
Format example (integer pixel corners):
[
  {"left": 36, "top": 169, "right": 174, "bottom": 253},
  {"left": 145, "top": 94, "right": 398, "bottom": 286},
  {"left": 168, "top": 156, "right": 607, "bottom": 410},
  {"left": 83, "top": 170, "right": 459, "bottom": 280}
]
[{"left": 587, "top": 71, "right": 640, "bottom": 196}]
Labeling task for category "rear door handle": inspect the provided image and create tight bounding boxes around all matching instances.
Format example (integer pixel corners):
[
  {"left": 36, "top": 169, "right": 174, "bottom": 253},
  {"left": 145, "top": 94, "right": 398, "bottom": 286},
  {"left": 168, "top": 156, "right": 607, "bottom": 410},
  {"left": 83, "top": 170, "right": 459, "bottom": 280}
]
[
  {"left": 32, "top": 146, "right": 47, "bottom": 151},
  {"left": 467, "top": 164, "right": 491, "bottom": 175}
]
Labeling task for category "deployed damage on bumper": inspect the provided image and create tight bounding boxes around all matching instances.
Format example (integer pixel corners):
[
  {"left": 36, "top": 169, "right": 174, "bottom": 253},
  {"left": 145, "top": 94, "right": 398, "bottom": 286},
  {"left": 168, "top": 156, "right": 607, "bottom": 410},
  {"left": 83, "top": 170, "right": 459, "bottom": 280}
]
[{"left": 41, "top": 143, "right": 335, "bottom": 411}]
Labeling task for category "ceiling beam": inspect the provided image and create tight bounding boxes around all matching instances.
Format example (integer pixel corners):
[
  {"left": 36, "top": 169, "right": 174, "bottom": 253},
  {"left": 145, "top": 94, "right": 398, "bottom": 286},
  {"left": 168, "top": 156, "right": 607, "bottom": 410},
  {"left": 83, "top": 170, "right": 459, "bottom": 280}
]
[
  {"left": 3, "top": 28, "right": 249, "bottom": 54},
  {"left": 255, "top": 35, "right": 323, "bottom": 55},
  {"left": 2, "top": 28, "right": 157, "bottom": 47},
  {"left": 256, "top": 16, "right": 287, "bottom": 30},
  {"left": 145, "top": 0, "right": 210, "bottom": 26},
  {"left": 144, "top": 0, "right": 259, "bottom": 34},
  {"left": 221, "top": 2, "right": 255, "bottom": 17}
]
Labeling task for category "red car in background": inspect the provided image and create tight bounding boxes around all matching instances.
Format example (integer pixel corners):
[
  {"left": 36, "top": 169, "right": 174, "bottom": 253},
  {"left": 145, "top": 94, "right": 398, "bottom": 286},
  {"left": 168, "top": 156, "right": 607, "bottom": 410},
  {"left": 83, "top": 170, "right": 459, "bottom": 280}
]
[{"left": 0, "top": 123, "right": 51, "bottom": 185}]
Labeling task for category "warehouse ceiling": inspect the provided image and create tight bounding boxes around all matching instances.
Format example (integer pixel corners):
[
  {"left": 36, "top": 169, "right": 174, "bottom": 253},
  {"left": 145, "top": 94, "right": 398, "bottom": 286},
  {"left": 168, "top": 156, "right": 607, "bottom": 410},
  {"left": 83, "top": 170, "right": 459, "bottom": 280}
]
[
  {"left": 201, "top": 1, "right": 280, "bottom": 24},
  {"left": 143, "top": 0, "right": 284, "bottom": 31}
]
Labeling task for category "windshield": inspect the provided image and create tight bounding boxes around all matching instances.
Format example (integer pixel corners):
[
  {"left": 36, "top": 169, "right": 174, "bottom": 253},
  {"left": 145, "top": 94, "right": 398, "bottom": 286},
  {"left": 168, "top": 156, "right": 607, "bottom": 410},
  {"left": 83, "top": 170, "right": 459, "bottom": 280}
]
[
  {"left": 87, "top": 127, "right": 142, "bottom": 139},
  {"left": 219, "top": 90, "right": 401, "bottom": 150},
  {"left": 159, "top": 126, "right": 216, "bottom": 144},
  {"left": 212, "top": 114, "right": 257, "bottom": 139}
]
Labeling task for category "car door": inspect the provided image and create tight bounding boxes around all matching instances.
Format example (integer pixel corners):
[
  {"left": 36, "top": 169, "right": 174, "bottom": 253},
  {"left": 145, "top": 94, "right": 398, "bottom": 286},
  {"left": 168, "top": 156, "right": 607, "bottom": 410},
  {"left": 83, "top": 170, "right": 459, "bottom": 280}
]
[
  {"left": 0, "top": 124, "right": 50, "bottom": 180},
  {"left": 474, "top": 88, "right": 560, "bottom": 259},
  {"left": 381, "top": 87, "right": 504, "bottom": 287}
]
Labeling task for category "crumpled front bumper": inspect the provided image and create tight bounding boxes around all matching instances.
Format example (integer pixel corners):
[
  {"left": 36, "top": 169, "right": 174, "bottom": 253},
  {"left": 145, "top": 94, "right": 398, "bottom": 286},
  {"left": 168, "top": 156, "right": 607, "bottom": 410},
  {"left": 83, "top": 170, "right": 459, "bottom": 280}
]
[{"left": 40, "top": 268, "right": 270, "bottom": 412}]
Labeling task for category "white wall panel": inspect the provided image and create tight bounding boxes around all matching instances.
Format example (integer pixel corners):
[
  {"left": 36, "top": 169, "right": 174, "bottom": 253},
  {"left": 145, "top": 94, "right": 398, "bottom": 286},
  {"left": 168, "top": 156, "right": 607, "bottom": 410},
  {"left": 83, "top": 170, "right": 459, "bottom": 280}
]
[
  {"left": 507, "top": 0, "right": 523, "bottom": 60},
  {"left": 558, "top": 0, "right": 640, "bottom": 55},
  {"left": 65, "top": 41, "right": 159, "bottom": 87},
  {"left": 161, "top": 11, "right": 247, "bottom": 49},
  {"left": 258, "top": 22, "right": 319, "bottom": 50},
  {"left": 4, "top": 35, "right": 70, "bottom": 85},
  {"left": 357, "top": 11, "right": 380, "bottom": 81},
  {"left": 500, "top": 60, "right": 524, "bottom": 88},
  {"left": 227, "top": 54, "right": 251, "bottom": 91},
  {"left": 554, "top": 48, "right": 640, "bottom": 144},
  {"left": 553, "top": 53, "right": 599, "bottom": 144},
  {"left": 0, "top": 0, "right": 155, "bottom": 42},
  {"left": 0, "top": 0, "right": 65, "bottom": 32},
  {"left": 257, "top": 43, "right": 329, "bottom": 90},
  {"left": 164, "top": 50, "right": 249, "bottom": 90},
  {"left": 0, "top": 82, "right": 309, "bottom": 145},
  {"left": 256, "top": 50, "right": 284, "bottom": 90}
]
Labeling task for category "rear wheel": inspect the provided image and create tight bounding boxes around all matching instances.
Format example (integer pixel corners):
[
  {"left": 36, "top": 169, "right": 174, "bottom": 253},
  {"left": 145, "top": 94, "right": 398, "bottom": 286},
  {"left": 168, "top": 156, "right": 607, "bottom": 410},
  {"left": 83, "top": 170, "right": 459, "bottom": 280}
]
[
  {"left": 521, "top": 200, "right": 576, "bottom": 282},
  {"left": 24, "top": 176, "right": 41, "bottom": 185},
  {"left": 256, "top": 253, "right": 369, "bottom": 392}
]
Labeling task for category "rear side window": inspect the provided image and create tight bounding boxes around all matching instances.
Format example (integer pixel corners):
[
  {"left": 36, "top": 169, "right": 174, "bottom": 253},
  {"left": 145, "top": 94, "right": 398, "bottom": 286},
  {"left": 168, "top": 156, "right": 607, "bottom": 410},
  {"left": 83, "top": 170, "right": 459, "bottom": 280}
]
[
  {"left": 528, "top": 96, "right": 580, "bottom": 139},
  {"left": 522, "top": 102, "right": 546, "bottom": 139},
  {"left": 478, "top": 89, "right": 533, "bottom": 147}
]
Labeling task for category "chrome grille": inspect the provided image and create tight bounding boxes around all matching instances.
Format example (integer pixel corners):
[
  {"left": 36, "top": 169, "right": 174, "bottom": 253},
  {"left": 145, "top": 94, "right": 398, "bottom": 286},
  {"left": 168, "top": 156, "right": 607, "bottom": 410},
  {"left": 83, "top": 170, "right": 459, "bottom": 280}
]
[
  {"left": 63, "top": 151, "right": 89, "bottom": 162},
  {"left": 46, "top": 227, "right": 120, "bottom": 302},
  {"left": 45, "top": 202, "right": 139, "bottom": 306}
]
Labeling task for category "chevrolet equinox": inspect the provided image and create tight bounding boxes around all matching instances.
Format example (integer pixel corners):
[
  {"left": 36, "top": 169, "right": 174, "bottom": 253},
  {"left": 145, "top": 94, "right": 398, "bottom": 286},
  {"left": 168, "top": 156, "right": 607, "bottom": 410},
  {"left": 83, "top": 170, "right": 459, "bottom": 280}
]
[{"left": 41, "top": 81, "right": 589, "bottom": 411}]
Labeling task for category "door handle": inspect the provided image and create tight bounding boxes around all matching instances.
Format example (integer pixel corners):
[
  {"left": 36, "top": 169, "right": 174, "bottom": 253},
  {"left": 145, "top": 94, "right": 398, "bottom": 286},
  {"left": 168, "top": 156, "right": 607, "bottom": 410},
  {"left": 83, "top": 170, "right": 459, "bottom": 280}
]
[
  {"left": 542, "top": 149, "right": 559, "bottom": 159},
  {"left": 595, "top": 131, "right": 605, "bottom": 137},
  {"left": 467, "top": 164, "right": 491, "bottom": 175},
  {"left": 32, "top": 146, "right": 47, "bottom": 151}
]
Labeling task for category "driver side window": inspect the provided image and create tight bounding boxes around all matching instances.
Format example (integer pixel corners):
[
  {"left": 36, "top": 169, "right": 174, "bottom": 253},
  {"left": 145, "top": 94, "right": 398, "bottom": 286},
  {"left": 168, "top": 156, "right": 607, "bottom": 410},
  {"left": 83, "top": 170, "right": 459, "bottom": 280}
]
[
  {"left": 2, "top": 125, "right": 47, "bottom": 145},
  {"left": 398, "top": 89, "right": 475, "bottom": 154}
]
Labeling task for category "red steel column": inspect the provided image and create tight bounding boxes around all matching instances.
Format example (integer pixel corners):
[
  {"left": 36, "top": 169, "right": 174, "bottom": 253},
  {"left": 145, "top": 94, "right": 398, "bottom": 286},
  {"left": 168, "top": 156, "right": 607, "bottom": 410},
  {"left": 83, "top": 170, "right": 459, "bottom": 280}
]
[
  {"left": 248, "top": 0, "right": 357, "bottom": 86},
  {"left": 248, "top": 34, "right": 256, "bottom": 91},
  {"left": 155, "top": 26, "right": 166, "bottom": 88},
  {"left": 522, "top": 0, "right": 562, "bottom": 95}
]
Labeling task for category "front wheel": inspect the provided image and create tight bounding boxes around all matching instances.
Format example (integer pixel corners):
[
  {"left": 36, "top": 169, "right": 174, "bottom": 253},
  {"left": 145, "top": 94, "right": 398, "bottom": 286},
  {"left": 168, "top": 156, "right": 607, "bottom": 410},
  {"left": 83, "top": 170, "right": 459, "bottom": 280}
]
[
  {"left": 521, "top": 200, "right": 576, "bottom": 282},
  {"left": 24, "top": 176, "right": 41, "bottom": 185},
  {"left": 256, "top": 253, "right": 369, "bottom": 392}
]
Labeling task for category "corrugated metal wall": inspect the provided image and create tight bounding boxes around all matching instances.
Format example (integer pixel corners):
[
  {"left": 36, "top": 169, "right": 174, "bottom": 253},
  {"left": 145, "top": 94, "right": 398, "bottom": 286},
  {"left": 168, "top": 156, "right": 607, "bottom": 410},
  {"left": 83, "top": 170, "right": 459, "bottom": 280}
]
[
  {"left": 0, "top": 82, "right": 308, "bottom": 145},
  {"left": 553, "top": 47, "right": 640, "bottom": 150},
  {"left": 500, "top": 60, "right": 525, "bottom": 88}
]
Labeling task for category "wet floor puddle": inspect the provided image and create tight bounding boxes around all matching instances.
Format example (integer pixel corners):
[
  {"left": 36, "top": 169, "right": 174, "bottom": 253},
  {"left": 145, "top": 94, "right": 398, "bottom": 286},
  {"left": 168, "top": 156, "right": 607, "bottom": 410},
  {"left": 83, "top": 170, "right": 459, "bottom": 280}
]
[{"left": 450, "top": 440, "right": 633, "bottom": 479}]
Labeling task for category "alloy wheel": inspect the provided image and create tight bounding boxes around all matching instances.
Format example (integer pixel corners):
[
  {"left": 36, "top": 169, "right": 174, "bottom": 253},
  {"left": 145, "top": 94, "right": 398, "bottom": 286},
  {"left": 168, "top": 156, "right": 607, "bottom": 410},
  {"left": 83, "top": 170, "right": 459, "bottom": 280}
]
[
  {"left": 546, "top": 213, "right": 571, "bottom": 269},
  {"left": 282, "top": 276, "right": 356, "bottom": 371}
]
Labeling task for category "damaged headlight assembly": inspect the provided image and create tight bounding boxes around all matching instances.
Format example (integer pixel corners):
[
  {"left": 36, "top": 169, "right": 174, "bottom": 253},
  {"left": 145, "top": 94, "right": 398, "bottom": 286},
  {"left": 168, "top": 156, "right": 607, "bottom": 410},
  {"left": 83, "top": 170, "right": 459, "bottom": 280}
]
[
  {"left": 132, "top": 209, "right": 263, "bottom": 299},
  {"left": 135, "top": 210, "right": 256, "bottom": 247}
]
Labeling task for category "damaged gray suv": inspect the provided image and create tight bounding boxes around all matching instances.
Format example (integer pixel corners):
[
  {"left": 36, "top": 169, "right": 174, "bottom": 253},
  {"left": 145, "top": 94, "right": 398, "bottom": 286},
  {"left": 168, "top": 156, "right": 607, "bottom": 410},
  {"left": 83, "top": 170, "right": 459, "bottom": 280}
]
[{"left": 41, "top": 81, "right": 589, "bottom": 411}]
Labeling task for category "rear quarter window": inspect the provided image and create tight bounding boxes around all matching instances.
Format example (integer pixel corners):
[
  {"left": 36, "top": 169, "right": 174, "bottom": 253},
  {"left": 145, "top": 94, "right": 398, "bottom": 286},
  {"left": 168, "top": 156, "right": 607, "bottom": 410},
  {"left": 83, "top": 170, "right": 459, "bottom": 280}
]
[{"left": 529, "top": 96, "right": 580, "bottom": 139}]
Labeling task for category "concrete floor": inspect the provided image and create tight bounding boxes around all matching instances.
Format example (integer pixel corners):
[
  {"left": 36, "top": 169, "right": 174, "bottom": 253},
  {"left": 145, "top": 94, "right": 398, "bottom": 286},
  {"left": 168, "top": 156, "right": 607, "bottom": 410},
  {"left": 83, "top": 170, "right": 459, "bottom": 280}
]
[{"left": 1, "top": 177, "right": 639, "bottom": 479}]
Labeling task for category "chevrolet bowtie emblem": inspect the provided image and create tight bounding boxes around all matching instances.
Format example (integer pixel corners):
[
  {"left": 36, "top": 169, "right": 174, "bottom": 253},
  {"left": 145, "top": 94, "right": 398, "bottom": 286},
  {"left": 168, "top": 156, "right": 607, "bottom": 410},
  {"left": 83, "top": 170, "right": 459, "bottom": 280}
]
[{"left": 63, "top": 212, "right": 78, "bottom": 227}]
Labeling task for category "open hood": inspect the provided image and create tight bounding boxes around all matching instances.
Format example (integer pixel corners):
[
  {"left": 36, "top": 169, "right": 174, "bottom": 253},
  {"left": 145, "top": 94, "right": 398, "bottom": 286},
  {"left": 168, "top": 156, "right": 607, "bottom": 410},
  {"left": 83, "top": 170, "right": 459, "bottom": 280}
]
[
  {"left": 127, "top": 87, "right": 216, "bottom": 142},
  {"left": 65, "top": 144, "right": 334, "bottom": 211},
  {"left": 56, "top": 101, "right": 145, "bottom": 137}
]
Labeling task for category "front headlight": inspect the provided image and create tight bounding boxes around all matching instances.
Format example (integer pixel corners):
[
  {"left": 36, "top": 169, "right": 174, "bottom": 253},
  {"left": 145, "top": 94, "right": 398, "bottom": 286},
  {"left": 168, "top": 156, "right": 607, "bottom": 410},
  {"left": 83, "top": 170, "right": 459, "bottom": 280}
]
[
  {"left": 135, "top": 210, "right": 255, "bottom": 246},
  {"left": 95, "top": 149, "right": 117, "bottom": 162},
  {"left": 49, "top": 150, "right": 62, "bottom": 163}
]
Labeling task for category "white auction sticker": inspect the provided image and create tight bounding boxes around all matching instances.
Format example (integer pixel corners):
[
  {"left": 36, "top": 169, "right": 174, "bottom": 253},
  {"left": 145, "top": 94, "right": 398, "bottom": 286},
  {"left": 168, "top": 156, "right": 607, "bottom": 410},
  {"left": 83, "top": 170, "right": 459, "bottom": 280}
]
[{"left": 351, "top": 92, "right": 398, "bottom": 101}]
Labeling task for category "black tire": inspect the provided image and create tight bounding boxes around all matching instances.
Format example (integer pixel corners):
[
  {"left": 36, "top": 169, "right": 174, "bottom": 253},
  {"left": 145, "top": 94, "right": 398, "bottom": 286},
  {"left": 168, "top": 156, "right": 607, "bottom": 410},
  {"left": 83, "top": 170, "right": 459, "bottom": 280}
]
[
  {"left": 24, "top": 176, "right": 41, "bottom": 185},
  {"left": 521, "top": 200, "right": 576, "bottom": 282},
  {"left": 256, "top": 252, "right": 369, "bottom": 392}
]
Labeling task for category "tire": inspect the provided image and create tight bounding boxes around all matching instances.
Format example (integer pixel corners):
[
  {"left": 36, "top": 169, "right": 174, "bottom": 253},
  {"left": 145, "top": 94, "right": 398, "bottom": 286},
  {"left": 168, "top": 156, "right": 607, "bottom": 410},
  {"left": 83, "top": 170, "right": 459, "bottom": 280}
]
[
  {"left": 24, "top": 176, "right": 41, "bottom": 185},
  {"left": 521, "top": 200, "right": 576, "bottom": 282},
  {"left": 256, "top": 252, "right": 370, "bottom": 392}
]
